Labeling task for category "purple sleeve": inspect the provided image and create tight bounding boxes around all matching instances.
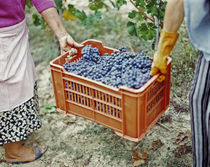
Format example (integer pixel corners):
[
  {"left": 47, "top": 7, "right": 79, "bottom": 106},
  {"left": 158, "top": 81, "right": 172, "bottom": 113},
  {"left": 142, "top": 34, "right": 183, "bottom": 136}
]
[{"left": 31, "top": 0, "right": 56, "bottom": 13}]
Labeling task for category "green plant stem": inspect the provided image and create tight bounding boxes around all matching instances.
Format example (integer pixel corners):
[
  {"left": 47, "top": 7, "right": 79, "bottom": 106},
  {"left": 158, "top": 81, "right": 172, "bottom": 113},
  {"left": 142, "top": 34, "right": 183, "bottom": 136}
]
[{"left": 129, "top": 0, "right": 155, "bottom": 23}]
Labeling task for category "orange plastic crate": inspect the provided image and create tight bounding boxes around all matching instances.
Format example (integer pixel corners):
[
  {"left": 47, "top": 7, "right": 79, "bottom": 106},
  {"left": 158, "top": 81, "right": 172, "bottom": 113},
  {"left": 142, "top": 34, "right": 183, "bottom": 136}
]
[{"left": 50, "top": 39, "right": 171, "bottom": 142}]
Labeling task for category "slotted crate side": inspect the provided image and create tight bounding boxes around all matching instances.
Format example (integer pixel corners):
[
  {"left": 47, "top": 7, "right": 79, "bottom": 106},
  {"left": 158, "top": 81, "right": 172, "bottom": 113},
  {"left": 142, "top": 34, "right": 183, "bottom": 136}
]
[
  {"left": 50, "top": 66, "right": 66, "bottom": 112},
  {"left": 62, "top": 72, "right": 124, "bottom": 133},
  {"left": 115, "top": 60, "right": 171, "bottom": 142},
  {"left": 146, "top": 81, "right": 165, "bottom": 126},
  {"left": 145, "top": 61, "right": 171, "bottom": 133},
  {"left": 116, "top": 79, "right": 161, "bottom": 142},
  {"left": 165, "top": 61, "right": 171, "bottom": 108},
  {"left": 117, "top": 89, "right": 146, "bottom": 141}
]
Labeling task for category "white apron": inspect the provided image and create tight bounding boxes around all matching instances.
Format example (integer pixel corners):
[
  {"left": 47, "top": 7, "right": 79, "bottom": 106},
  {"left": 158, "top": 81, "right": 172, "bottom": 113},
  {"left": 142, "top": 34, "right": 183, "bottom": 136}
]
[{"left": 0, "top": 19, "right": 37, "bottom": 112}]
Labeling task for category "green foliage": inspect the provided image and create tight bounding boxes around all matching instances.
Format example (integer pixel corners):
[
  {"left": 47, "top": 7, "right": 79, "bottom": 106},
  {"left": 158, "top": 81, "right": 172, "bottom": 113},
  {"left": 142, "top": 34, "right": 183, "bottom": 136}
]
[
  {"left": 88, "top": 0, "right": 108, "bottom": 10},
  {"left": 82, "top": 11, "right": 102, "bottom": 28},
  {"left": 27, "top": 0, "right": 48, "bottom": 29},
  {"left": 26, "top": 0, "right": 33, "bottom": 8},
  {"left": 126, "top": 0, "right": 166, "bottom": 43},
  {"left": 67, "top": 4, "right": 87, "bottom": 20},
  {"left": 32, "top": 13, "right": 48, "bottom": 29},
  {"left": 109, "top": 0, "right": 127, "bottom": 9},
  {"left": 54, "top": 0, "right": 62, "bottom": 9},
  {"left": 27, "top": 0, "right": 167, "bottom": 47},
  {"left": 42, "top": 104, "right": 56, "bottom": 114},
  {"left": 127, "top": 21, "right": 137, "bottom": 36}
]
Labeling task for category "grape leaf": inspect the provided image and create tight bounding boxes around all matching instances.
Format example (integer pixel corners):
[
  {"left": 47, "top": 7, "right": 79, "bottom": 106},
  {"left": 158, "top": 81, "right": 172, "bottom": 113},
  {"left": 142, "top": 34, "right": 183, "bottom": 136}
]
[
  {"left": 127, "top": 21, "right": 137, "bottom": 36},
  {"left": 128, "top": 10, "right": 137, "bottom": 19},
  {"left": 54, "top": 0, "right": 62, "bottom": 10},
  {"left": 32, "top": 14, "right": 41, "bottom": 26}
]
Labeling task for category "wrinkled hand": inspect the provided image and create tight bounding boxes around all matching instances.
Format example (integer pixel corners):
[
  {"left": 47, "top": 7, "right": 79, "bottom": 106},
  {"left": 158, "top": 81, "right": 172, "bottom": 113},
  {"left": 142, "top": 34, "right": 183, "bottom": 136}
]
[{"left": 58, "top": 34, "right": 83, "bottom": 55}]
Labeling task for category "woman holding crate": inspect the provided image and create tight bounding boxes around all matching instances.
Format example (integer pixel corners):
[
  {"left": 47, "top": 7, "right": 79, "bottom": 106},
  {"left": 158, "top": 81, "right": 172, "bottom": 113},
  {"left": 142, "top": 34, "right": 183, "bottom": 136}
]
[
  {"left": 0, "top": 0, "right": 81, "bottom": 164},
  {"left": 151, "top": 0, "right": 210, "bottom": 166}
]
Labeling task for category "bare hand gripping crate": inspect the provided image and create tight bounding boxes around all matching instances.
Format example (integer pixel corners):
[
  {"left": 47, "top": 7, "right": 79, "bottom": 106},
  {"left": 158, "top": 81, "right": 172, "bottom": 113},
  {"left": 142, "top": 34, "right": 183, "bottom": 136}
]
[{"left": 50, "top": 39, "right": 171, "bottom": 142}]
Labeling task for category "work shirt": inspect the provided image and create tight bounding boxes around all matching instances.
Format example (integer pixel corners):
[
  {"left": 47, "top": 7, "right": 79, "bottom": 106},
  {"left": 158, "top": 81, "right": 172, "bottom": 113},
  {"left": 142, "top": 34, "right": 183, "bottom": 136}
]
[
  {"left": 0, "top": 0, "right": 56, "bottom": 28},
  {"left": 184, "top": 0, "right": 210, "bottom": 61}
]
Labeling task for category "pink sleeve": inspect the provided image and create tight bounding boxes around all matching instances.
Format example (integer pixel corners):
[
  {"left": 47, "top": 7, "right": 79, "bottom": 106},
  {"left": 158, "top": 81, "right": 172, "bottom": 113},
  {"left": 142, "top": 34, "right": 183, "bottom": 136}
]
[{"left": 31, "top": 0, "right": 56, "bottom": 13}]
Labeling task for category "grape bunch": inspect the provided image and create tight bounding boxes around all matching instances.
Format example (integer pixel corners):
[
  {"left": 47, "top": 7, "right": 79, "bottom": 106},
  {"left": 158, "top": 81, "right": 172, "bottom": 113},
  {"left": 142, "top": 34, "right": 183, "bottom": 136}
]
[{"left": 63, "top": 45, "right": 152, "bottom": 89}]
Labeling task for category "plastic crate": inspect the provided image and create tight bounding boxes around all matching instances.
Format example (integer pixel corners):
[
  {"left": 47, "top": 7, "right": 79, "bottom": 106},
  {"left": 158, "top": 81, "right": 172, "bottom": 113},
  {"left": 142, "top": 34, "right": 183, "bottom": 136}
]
[{"left": 50, "top": 39, "right": 171, "bottom": 142}]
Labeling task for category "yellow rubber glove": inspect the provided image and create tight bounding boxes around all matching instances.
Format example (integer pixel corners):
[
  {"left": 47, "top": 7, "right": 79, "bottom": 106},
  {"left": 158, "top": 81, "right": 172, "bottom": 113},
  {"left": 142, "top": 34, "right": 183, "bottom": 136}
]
[{"left": 151, "top": 30, "right": 179, "bottom": 82}]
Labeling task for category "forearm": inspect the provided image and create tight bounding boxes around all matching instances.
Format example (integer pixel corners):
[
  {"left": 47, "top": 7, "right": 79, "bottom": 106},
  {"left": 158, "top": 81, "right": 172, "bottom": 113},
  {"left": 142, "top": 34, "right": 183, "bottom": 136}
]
[
  {"left": 163, "top": 0, "right": 184, "bottom": 32},
  {"left": 41, "top": 8, "right": 67, "bottom": 39}
]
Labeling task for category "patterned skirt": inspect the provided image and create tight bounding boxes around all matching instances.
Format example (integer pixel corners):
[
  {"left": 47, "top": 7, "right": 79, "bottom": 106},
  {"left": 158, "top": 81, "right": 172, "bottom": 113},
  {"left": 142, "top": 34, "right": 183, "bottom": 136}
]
[{"left": 0, "top": 82, "right": 42, "bottom": 145}]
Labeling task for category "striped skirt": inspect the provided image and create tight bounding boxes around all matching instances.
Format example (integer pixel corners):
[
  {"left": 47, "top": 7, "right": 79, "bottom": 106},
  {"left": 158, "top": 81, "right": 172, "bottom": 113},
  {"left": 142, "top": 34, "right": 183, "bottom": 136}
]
[{"left": 189, "top": 52, "right": 210, "bottom": 167}]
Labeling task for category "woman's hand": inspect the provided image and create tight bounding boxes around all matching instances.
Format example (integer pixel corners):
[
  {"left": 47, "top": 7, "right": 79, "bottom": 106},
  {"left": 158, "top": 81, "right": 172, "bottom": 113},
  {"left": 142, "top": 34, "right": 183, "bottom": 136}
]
[
  {"left": 41, "top": 8, "right": 83, "bottom": 56},
  {"left": 58, "top": 33, "right": 83, "bottom": 55}
]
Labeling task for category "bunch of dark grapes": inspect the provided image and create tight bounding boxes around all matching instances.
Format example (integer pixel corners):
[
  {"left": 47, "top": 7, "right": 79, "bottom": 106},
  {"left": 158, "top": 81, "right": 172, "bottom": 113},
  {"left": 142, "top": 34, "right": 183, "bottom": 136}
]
[{"left": 63, "top": 45, "right": 152, "bottom": 89}]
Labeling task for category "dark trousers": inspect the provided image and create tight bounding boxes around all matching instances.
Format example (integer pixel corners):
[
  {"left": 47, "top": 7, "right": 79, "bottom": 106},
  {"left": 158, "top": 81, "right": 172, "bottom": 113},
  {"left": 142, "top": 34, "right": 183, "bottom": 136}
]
[{"left": 189, "top": 52, "right": 210, "bottom": 167}]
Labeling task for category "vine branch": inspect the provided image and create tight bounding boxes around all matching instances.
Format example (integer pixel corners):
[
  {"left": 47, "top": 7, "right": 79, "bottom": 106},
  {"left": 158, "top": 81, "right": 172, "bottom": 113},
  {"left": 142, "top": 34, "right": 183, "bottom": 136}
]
[{"left": 129, "top": 0, "right": 155, "bottom": 23}]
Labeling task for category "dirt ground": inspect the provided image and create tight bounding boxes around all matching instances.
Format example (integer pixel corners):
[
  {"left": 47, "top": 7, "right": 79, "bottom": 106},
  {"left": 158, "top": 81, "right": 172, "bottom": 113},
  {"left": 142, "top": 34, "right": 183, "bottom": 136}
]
[
  {"left": 0, "top": 61, "right": 193, "bottom": 167},
  {"left": 0, "top": 1, "right": 193, "bottom": 167}
]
